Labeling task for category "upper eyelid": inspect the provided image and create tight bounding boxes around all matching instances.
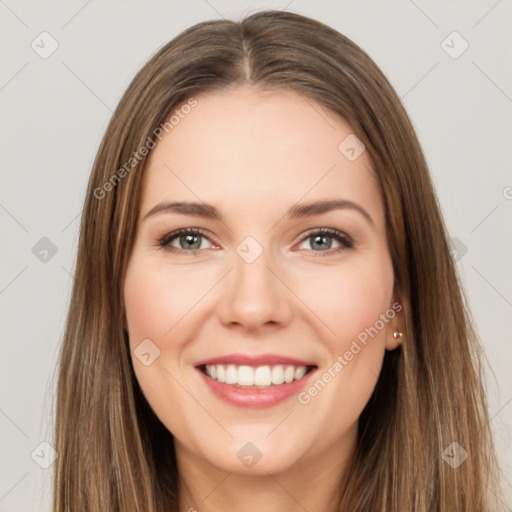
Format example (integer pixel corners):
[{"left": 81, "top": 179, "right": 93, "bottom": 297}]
[{"left": 298, "top": 227, "right": 349, "bottom": 238}]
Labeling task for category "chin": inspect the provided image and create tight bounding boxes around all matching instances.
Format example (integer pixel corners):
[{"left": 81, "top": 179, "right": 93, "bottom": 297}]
[{"left": 190, "top": 431, "right": 313, "bottom": 476}]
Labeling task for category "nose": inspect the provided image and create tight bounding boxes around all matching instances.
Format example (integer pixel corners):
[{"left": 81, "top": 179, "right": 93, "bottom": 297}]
[{"left": 216, "top": 246, "right": 293, "bottom": 331}]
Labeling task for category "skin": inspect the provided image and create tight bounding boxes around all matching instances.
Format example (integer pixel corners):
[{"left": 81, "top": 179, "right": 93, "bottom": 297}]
[{"left": 123, "top": 85, "right": 403, "bottom": 512}]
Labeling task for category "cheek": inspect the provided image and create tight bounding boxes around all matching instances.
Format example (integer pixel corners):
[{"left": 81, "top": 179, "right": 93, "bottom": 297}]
[
  {"left": 291, "top": 261, "right": 394, "bottom": 443},
  {"left": 293, "top": 259, "right": 394, "bottom": 351},
  {"left": 123, "top": 255, "right": 207, "bottom": 427},
  {"left": 123, "top": 256, "right": 212, "bottom": 347}
]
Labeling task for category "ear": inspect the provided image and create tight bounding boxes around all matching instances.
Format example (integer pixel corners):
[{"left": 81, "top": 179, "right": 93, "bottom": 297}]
[{"left": 385, "top": 288, "right": 405, "bottom": 351}]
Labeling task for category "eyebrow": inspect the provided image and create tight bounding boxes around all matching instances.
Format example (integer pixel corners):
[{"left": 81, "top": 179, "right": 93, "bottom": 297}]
[{"left": 142, "top": 199, "right": 374, "bottom": 226}]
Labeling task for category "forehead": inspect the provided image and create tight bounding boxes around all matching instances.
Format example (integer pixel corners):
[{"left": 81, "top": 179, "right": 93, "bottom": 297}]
[{"left": 141, "top": 85, "right": 382, "bottom": 225}]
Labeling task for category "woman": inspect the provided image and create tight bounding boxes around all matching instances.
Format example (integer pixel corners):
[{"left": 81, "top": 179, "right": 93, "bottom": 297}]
[{"left": 53, "top": 9, "right": 503, "bottom": 511}]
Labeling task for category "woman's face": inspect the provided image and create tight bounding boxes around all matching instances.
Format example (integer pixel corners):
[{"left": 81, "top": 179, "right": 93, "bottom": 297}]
[{"left": 123, "top": 85, "right": 402, "bottom": 475}]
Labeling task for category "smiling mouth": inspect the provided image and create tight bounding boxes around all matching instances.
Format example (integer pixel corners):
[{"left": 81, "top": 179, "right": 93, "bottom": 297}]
[{"left": 198, "top": 363, "right": 317, "bottom": 389}]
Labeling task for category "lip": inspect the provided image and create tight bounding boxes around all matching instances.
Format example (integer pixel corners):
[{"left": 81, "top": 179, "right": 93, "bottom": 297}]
[
  {"left": 194, "top": 354, "right": 318, "bottom": 409},
  {"left": 195, "top": 353, "right": 317, "bottom": 367}
]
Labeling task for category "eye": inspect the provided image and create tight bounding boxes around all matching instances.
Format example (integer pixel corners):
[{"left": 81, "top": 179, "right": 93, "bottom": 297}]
[
  {"left": 295, "top": 228, "right": 353, "bottom": 255},
  {"left": 157, "top": 228, "right": 216, "bottom": 254},
  {"left": 156, "top": 227, "right": 354, "bottom": 256}
]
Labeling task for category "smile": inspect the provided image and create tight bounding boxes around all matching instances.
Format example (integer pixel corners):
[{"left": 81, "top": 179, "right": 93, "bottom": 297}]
[
  {"left": 195, "top": 354, "right": 318, "bottom": 408},
  {"left": 201, "top": 364, "right": 312, "bottom": 388}
]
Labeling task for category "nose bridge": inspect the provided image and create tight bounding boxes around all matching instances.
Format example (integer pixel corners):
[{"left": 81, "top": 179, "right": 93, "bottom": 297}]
[{"left": 218, "top": 235, "right": 292, "bottom": 328}]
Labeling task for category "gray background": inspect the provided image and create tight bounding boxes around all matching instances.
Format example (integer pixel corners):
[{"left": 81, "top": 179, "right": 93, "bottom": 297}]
[{"left": 1, "top": 1, "right": 511, "bottom": 510}]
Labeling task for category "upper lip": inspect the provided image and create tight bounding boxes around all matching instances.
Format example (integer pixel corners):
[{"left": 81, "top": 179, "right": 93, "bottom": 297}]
[{"left": 195, "top": 354, "right": 317, "bottom": 367}]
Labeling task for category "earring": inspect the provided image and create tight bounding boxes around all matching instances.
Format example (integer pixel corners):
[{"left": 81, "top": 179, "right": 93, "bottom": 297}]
[{"left": 393, "top": 331, "right": 403, "bottom": 339}]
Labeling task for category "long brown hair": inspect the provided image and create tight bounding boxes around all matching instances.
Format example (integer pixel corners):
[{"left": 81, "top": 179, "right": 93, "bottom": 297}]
[{"left": 53, "top": 10, "right": 503, "bottom": 511}]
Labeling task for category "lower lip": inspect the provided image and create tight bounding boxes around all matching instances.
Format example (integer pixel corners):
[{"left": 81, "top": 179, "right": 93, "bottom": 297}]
[{"left": 197, "top": 368, "right": 316, "bottom": 409}]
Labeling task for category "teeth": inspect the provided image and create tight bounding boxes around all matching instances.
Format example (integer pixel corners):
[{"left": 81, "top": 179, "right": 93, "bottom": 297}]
[
  {"left": 254, "top": 366, "right": 271, "bottom": 386},
  {"left": 203, "top": 364, "right": 310, "bottom": 388},
  {"left": 225, "top": 364, "right": 237, "bottom": 384},
  {"left": 238, "top": 365, "right": 254, "bottom": 386},
  {"left": 294, "top": 366, "right": 307, "bottom": 380},
  {"left": 271, "top": 365, "right": 285, "bottom": 385},
  {"left": 284, "top": 365, "right": 295, "bottom": 383}
]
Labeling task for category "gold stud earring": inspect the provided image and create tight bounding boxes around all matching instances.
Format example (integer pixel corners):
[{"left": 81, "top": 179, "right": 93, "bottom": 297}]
[{"left": 393, "top": 331, "right": 403, "bottom": 339}]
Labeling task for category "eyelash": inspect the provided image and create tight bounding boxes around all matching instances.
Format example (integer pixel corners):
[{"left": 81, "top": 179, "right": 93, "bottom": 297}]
[{"left": 156, "top": 227, "right": 354, "bottom": 256}]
